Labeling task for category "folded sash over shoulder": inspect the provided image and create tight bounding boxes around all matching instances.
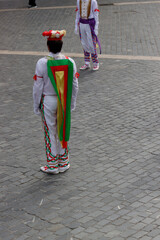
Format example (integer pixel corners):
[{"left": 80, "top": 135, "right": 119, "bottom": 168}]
[
  {"left": 47, "top": 59, "right": 73, "bottom": 148},
  {"left": 79, "top": 18, "right": 101, "bottom": 54}
]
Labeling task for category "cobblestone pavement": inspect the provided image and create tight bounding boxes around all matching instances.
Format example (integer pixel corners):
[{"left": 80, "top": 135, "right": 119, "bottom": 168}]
[{"left": 1, "top": 1, "right": 160, "bottom": 240}]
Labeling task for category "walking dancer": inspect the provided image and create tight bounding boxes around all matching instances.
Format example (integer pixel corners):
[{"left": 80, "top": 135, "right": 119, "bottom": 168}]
[
  {"left": 33, "top": 30, "right": 79, "bottom": 174},
  {"left": 75, "top": 0, "right": 101, "bottom": 71}
]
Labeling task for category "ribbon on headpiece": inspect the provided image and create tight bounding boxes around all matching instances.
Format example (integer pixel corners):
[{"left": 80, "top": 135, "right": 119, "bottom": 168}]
[{"left": 42, "top": 30, "right": 66, "bottom": 41}]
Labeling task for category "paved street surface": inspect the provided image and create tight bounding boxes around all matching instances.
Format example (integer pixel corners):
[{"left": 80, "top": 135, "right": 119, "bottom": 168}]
[{"left": 1, "top": 0, "right": 160, "bottom": 239}]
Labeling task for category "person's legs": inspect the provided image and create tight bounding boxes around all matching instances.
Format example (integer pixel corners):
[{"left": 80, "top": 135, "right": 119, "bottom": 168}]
[
  {"left": 28, "top": 0, "right": 37, "bottom": 7},
  {"left": 40, "top": 95, "right": 59, "bottom": 174},
  {"left": 91, "top": 35, "right": 99, "bottom": 70},
  {"left": 84, "top": 25, "right": 99, "bottom": 70},
  {"left": 80, "top": 50, "right": 91, "bottom": 70},
  {"left": 57, "top": 139, "right": 70, "bottom": 173},
  {"left": 79, "top": 23, "right": 91, "bottom": 70}
]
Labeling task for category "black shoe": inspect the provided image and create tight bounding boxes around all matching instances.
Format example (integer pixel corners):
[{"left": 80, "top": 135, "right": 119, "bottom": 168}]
[{"left": 28, "top": 5, "right": 37, "bottom": 8}]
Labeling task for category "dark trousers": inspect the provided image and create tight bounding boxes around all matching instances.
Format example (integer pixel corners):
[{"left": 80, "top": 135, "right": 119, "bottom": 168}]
[{"left": 29, "top": 0, "right": 36, "bottom": 6}]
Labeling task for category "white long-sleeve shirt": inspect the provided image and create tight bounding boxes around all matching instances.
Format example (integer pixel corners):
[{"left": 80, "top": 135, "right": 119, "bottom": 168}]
[
  {"left": 33, "top": 52, "right": 78, "bottom": 115},
  {"left": 75, "top": 0, "right": 99, "bottom": 34}
]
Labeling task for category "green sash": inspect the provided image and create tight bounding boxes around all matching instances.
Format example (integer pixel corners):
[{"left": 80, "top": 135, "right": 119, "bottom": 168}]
[{"left": 47, "top": 58, "right": 73, "bottom": 148}]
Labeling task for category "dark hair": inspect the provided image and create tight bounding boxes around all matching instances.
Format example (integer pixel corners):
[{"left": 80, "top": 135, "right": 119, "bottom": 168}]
[{"left": 47, "top": 40, "right": 63, "bottom": 54}]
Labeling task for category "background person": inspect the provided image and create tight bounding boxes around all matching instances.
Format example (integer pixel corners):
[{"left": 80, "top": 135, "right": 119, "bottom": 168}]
[{"left": 75, "top": 0, "right": 101, "bottom": 71}]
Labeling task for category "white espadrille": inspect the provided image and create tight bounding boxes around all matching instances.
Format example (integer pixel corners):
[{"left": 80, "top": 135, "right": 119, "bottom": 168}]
[
  {"left": 40, "top": 165, "right": 59, "bottom": 174},
  {"left": 80, "top": 63, "right": 90, "bottom": 70}
]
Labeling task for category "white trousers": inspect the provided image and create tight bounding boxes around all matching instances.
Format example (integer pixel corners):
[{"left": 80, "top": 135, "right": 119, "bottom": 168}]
[
  {"left": 41, "top": 95, "right": 65, "bottom": 160},
  {"left": 79, "top": 23, "right": 95, "bottom": 54}
]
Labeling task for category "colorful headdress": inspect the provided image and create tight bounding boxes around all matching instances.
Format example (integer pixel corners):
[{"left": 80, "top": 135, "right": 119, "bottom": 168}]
[{"left": 42, "top": 30, "right": 66, "bottom": 41}]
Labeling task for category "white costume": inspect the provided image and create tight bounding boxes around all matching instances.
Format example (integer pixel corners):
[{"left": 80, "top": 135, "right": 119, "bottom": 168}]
[
  {"left": 75, "top": 0, "right": 100, "bottom": 70},
  {"left": 33, "top": 51, "right": 78, "bottom": 173}
]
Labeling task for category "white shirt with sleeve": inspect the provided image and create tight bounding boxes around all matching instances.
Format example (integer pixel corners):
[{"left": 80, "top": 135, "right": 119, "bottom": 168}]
[
  {"left": 33, "top": 52, "right": 78, "bottom": 115},
  {"left": 75, "top": 0, "right": 99, "bottom": 35}
]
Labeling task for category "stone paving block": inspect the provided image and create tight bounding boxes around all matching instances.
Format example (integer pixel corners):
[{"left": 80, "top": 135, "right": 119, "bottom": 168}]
[
  {"left": 47, "top": 224, "right": 65, "bottom": 233},
  {"left": 120, "top": 229, "right": 137, "bottom": 238},
  {"left": 55, "top": 227, "right": 71, "bottom": 236},
  {"left": 126, "top": 238, "right": 137, "bottom": 240},
  {"left": 85, "top": 226, "right": 97, "bottom": 234},
  {"left": 77, "top": 216, "right": 93, "bottom": 224},
  {"left": 81, "top": 219, "right": 97, "bottom": 229},
  {"left": 100, "top": 225, "right": 116, "bottom": 234},
  {"left": 140, "top": 236, "right": 152, "bottom": 240},
  {"left": 56, "top": 233, "right": 72, "bottom": 240},
  {"left": 98, "top": 237, "right": 110, "bottom": 240},
  {"left": 16, "top": 234, "right": 30, "bottom": 240},
  {"left": 133, "top": 230, "right": 148, "bottom": 238},
  {"left": 71, "top": 227, "right": 85, "bottom": 235},
  {"left": 74, "top": 231, "right": 90, "bottom": 239},
  {"left": 148, "top": 228, "right": 160, "bottom": 238},
  {"left": 152, "top": 237, "right": 160, "bottom": 240},
  {"left": 45, "top": 235, "right": 58, "bottom": 240},
  {"left": 143, "top": 224, "right": 157, "bottom": 233},
  {"left": 105, "top": 230, "right": 122, "bottom": 238},
  {"left": 142, "top": 217, "right": 155, "bottom": 224},
  {"left": 111, "top": 237, "right": 124, "bottom": 240}
]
